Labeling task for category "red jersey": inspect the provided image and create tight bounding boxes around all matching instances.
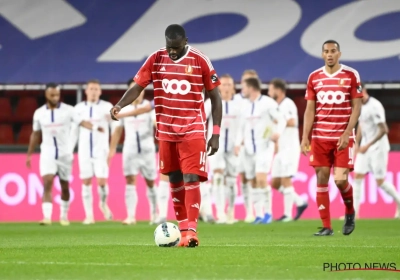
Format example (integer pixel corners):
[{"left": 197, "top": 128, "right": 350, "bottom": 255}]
[
  {"left": 305, "top": 64, "right": 362, "bottom": 141},
  {"left": 134, "top": 46, "right": 220, "bottom": 142}
]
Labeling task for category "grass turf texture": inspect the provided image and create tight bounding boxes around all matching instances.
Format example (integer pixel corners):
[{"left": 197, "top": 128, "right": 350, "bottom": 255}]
[{"left": 0, "top": 220, "right": 399, "bottom": 280}]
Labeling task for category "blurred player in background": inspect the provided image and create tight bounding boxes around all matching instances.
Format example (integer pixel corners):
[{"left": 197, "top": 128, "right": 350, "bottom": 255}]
[
  {"left": 110, "top": 24, "right": 222, "bottom": 247},
  {"left": 301, "top": 40, "right": 362, "bottom": 236},
  {"left": 234, "top": 69, "right": 259, "bottom": 222},
  {"left": 268, "top": 78, "right": 308, "bottom": 222},
  {"left": 27, "top": 83, "right": 76, "bottom": 225},
  {"left": 109, "top": 80, "right": 158, "bottom": 225},
  {"left": 205, "top": 74, "right": 241, "bottom": 224},
  {"left": 353, "top": 84, "right": 400, "bottom": 218},
  {"left": 235, "top": 78, "right": 285, "bottom": 224},
  {"left": 73, "top": 80, "right": 113, "bottom": 224}
]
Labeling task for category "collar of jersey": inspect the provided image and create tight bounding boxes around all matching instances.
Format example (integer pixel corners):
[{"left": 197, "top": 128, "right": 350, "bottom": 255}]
[
  {"left": 169, "top": 45, "right": 191, "bottom": 64},
  {"left": 85, "top": 100, "right": 101, "bottom": 106},
  {"left": 322, "top": 64, "right": 344, "bottom": 78},
  {"left": 46, "top": 103, "right": 61, "bottom": 109}
]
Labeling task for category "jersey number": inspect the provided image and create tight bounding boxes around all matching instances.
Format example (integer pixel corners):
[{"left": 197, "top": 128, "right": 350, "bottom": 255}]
[
  {"left": 199, "top": 151, "right": 206, "bottom": 166},
  {"left": 348, "top": 146, "right": 354, "bottom": 165}
]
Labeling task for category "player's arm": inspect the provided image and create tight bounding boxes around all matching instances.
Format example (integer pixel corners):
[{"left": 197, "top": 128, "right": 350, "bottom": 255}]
[
  {"left": 109, "top": 123, "right": 123, "bottom": 164},
  {"left": 234, "top": 112, "right": 245, "bottom": 156},
  {"left": 286, "top": 103, "right": 298, "bottom": 127},
  {"left": 73, "top": 105, "right": 104, "bottom": 132},
  {"left": 363, "top": 106, "right": 388, "bottom": 148},
  {"left": 301, "top": 75, "right": 317, "bottom": 155},
  {"left": 355, "top": 123, "right": 362, "bottom": 147},
  {"left": 206, "top": 87, "right": 222, "bottom": 155},
  {"left": 268, "top": 106, "right": 286, "bottom": 142},
  {"left": 26, "top": 111, "right": 41, "bottom": 168},
  {"left": 117, "top": 102, "right": 152, "bottom": 118}
]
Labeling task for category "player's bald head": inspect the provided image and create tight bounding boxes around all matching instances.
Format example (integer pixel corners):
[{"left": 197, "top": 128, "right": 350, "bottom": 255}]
[{"left": 165, "top": 24, "right": 186, "bottom": 40}]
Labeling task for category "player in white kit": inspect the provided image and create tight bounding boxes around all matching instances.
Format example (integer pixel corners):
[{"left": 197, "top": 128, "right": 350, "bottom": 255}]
[
  {"left": 205, "top": 74, "right": 241, "bottom": 224},
  {"left": 234, "top": 69, "right": 259, "bottom": 222},
  {"left": 268, "top": 78, "right": 308, "bottom": 222},
  {"left": 27, "top": 84, "right": 87, "bottom": 225},
  {"left": 235, "top": 77, "right": 286, "bottom": 224},
  {"left": 109, "top": 81, "right": 158, "bottom": 225},
  {"left": 73, "top": 80, "right": 113, "bottom": 224},
  {"left": 353, "top": 84, "right": 400, "bottom": 218}
]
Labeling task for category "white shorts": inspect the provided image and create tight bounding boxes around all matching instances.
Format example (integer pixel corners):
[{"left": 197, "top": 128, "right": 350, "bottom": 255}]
[
  {"left": 243, "top": 144, "right": 275, "bottom": 180},
  {"left": 237, "top": 147, "right": 246, "bottom": 174},
  {"left": 40, "top": 154, "right": 73, "bottom": 181},
  {"left": 354, "top": 148, "right": 389, "bottom": 179},
  {"left": 271, "top": 150, "right": 300, "bottom": 178},
  {"left": 79, "top": 157, "right": 109, "bottom": 179},
  {"left": 208, "top": 150, "right": 237, "bottom": 176},
  {"left": 123, "top": 151, "right": 156, "bottom": 180}
]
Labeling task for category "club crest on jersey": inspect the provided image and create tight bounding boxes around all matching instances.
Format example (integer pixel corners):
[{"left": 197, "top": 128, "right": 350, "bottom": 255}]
[
  {"left": 185, "top": 64, "right": 193, "bottom": 74},
  {"left": 338, "top": 79, "right": 345, "bottom": 86}
]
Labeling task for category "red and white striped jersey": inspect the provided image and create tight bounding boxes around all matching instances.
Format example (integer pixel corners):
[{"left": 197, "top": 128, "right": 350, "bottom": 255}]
[
  {"left": 305, "top": 64, "right": 362, "bottom": 141},
  {"left": 134, "top": 46, "right": 220, "bottom": 142}
]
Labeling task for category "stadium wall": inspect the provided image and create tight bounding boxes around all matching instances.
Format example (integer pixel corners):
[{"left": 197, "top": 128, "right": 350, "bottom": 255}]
[{"left": 1, "top": 153, "right": 399, "bottom": 221}]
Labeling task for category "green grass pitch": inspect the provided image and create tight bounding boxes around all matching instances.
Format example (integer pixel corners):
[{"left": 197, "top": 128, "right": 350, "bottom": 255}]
[{"left": 0, "top": 220, "right": 399, "bottom": 280}]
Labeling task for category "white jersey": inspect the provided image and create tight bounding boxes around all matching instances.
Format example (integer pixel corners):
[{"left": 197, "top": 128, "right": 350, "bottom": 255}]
[
  {"left": 74, "top": 100, "right": 113, "bottom": 159},
  {"left": 359, "top": 97, "right": 390, "bottom": 152},
  {"left": 236, "top": 95, "right": 285, "bottom": 155},
  {"left": 32, "top": 103, "right": 75, "bottom": 159},
  {"left": 277, "top": 97, "right": 300, "bottom": 152},
  {"left": 115, "top": 100, "right": 156, "bottom": 154},
  {"left": 204, "top": 98, "right": 241, "bottom": 153}
]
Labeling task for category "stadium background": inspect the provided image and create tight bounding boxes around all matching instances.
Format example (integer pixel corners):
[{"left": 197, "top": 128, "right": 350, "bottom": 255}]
[{"left": 1, "top": 0, "right": 399, "bottom": 221}]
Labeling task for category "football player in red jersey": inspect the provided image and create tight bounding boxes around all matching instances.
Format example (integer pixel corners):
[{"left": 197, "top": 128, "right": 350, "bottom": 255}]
[
  {"left": 110, "top": 24, "right": 222, "bottom": 247},
  {"left": 300, "top": 40, "right": 362, "bottom": 236}
]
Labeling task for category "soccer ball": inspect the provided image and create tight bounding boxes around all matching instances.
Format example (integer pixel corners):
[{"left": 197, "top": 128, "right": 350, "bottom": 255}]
[{"left": 154, "top": 222, "right": 181, "bottom": 247}]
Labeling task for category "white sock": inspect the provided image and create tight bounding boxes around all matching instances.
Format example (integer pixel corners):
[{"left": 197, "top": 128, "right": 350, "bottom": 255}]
[
  {"left": 157, "top": 180, "right": 169, "bottom": 220},
  {"left": 283, "top": 187, "right": 294, "bottom": 218},
  {"left": 42, "top": 202, "right": 53, "bottom": 220},
  {"left": 379, "top": 181, "right": 400, "bottom": 206},
  {"left": 242, "top": 182, "right": 253, "bottom": 216},
  {"left": 252, "top": 188, "right": 264, "bottom": 218},
  {"left": 97, "top": 185, "right": 109, "bottom": 204},
  {"left": 125, "top": 184, "right": 138, "bottom": 220},
  {"left": 81, "top": 185, "right": 93, "bottom": 219},
  {"left": 60, "top": 200, "right": 69, "bottom": 220},
  {"left": 262, "top": 186, "right": 272, "bottom": 215},
  {"left": 213, "top": 173, "right": 226, "bottom": 220},
  {"left": 226, "top": 176, "right": 237, "bottom": 212},
  {"left": 353, "top": 179, "right": 363, "bottom": 215},
  {"left": 147, "top": 186, "right": 157, "bottom": 221},
  {"left": 200, "top": 182, "right": 213, "bottom": 218},
  {"left": 278, "top": 186, "right": 284, "bottom": 193}
]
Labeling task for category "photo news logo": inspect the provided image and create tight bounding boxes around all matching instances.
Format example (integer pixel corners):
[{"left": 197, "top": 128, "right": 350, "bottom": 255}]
[{"left": 323, "top": 263, "right": 400, "bottom": 272}]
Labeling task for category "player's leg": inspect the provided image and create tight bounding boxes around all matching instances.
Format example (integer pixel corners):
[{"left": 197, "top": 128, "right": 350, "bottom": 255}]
[
  {"left": 353, "top": 152, "right": 368, "bottom": 217},
  {"left": 334, "top": 142, "right": 356, "bottom": 235},
  {"left": 270, "top": 154, "right": 286, "bottom": 220},
  {"left": 243, "top": 153, "right": 260, "bottom": 223},
  {"left": 140, "top": 154, "right": 158, "bottom": 224},
  {"left": 159, "top": 141, "right": 188, "bottom": 245},
  {"left": 80, "top": 157, "right": 95, "bottom": 224},
  {"left": 209, "top": 151, "right": 226, "bottom": 223},
  {"left": 238, "top": 148, "right": 253, "bottom": 222},
  {"left": 157, "top": 173, "right": 170, "bottom": 223},
  {"left": 178, "top": 139, "right": 209, "bottom": 247},
  {"left": 199, "top": 180, "right": 215, "bottom": 223},
  {"left": 371, "top": 150, "right": 400, "bottom": 217},
  {"left": 122, "top": 152, "right": 138, "bottom": 224},
  {"left": 311, "top": 140, "right": 335, "bottom": 236},
  {"left": 225, "top": 153, "right": 238, "bottom": 224},
  {"left": 256, "top": 144, "right": 274, "bottom": 224},
  {"left": 95, "top": 158, "right": 112, "bottom": 220},
  {"left": 39, "top": 156, "right": 57, "bottom": 225},
  {"left": 57, "top": 157, "right": 73, "bottom": 226}
]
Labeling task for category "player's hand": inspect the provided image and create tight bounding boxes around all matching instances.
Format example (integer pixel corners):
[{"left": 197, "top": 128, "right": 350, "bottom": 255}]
[
  {"left": 234, "top": 146, "right": 240, "bottom": 157},
  {"left": 110, "top": 105, "right": 121, "bottom": 121},
  {"left": 97, "top": 126, "right": 105, "bottom": 133},
  {"left": 358, "top": 145, "right": 369, "bottom": 154},
  {"left": 274, "top": 142, "right": 279, "bottom": 154},
  {"left": 337, "top": 131, "right": 350, "bottom": 151},
  {"left": 271, "top": 133, "right": 280, "bottom": 143},
  {"left": 26, "top": 156, "right": 31, "bottom": 169},
  {"left": 207, "top": 135, "right": 219, "bottom": 156},
  {"left": 300, "top": 138, "right": 310, "bottom": 156}
]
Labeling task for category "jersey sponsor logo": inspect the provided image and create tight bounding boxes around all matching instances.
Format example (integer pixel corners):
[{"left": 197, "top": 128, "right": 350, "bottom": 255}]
[
  {"left": 162, "top": 79, "right": 191, "bottom": 95},
  {"left": 211, "top": 74, "right": 218, "bottom": 83},
  {"left": 317, "top": 91, "right": 346, "bottom": 104}
]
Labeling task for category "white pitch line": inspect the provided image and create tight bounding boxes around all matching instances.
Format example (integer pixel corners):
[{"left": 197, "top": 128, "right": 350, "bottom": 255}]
[{"left": 0, "top": 261, "right": 319, "bottom": 269}]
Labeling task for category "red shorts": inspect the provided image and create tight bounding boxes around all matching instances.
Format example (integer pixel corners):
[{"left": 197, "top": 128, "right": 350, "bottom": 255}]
[
  {"left": 159, "top": 139, "right": 208, "bottom": 182},
  {"left": 310, "top": 139, "right": 355, "bottom": 171}
]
